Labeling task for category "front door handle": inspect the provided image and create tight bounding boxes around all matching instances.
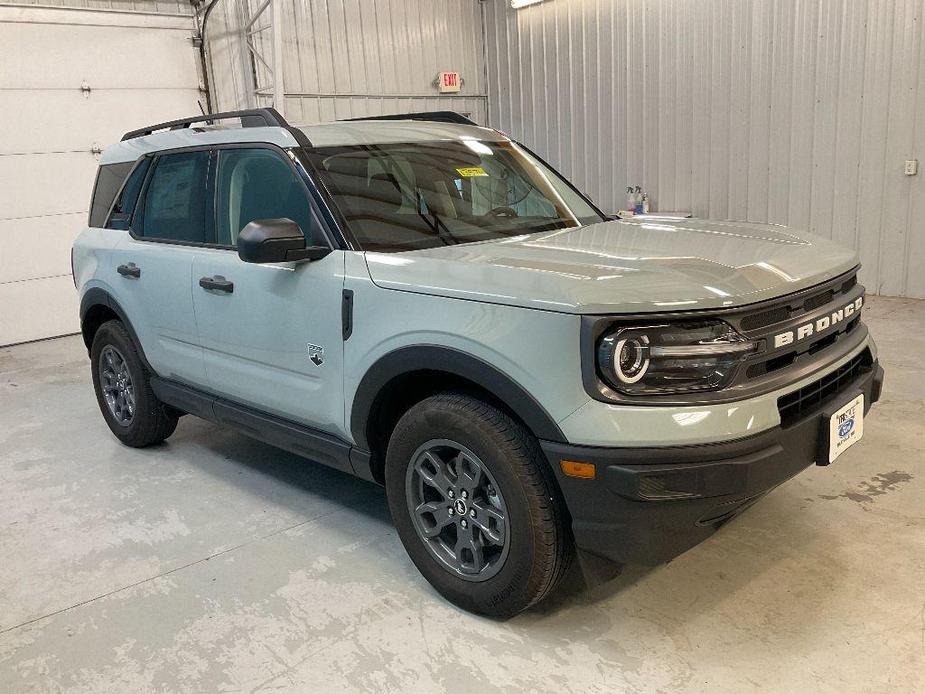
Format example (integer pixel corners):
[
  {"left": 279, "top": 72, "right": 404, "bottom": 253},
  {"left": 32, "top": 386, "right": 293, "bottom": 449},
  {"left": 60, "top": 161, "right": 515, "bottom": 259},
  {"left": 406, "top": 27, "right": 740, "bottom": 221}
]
[
  {"left": 199, "top": 275, "right": 234, "bottom": 293},
  {"left": 117, "top": 263, "right": 140, "bottom": 278}
]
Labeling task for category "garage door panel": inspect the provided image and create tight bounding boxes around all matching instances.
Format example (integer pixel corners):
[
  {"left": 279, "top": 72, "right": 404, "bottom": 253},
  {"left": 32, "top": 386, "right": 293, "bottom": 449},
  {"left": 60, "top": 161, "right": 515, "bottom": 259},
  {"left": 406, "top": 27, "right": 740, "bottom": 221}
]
[
  {"left": 0, "top": 24, "right": 200, "bottom": 90},
  {"left": 0, "top": 89, "right": 202, "bottom": 154},
  {"left": 0, "top": 276, "right": 79, "bottom": 345},
  {"left": 0, "top": 8, "right": 201, "bottom": 345},
  {"left": 0, "top": 214, "right": 85, "bottom": 284},
  {"left": 0, "top": 152, "right": 98, "bottom": 221}
]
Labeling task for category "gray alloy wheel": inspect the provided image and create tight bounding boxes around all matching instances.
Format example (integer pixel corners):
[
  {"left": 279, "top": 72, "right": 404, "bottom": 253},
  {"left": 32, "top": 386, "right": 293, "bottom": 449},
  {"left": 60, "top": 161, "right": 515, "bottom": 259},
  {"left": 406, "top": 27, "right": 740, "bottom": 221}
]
[
  {"left": 405, "top": 438, "right": 510, "bottom": 582},
  {"left": 99, "top": 345, "right": 135, "bottom": 426}
]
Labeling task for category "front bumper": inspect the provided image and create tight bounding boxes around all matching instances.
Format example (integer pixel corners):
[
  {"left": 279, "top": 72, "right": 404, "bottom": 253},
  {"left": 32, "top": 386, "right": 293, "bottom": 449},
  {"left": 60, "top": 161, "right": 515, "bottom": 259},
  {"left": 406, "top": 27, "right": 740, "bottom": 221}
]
[{"left": 541, "top": 360, "right": 884, "bottom": 566}]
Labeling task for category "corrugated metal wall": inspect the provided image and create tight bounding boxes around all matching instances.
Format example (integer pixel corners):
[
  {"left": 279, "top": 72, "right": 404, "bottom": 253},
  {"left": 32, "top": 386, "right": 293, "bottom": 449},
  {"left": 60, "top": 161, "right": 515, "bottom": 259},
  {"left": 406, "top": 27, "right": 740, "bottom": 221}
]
[
  {"left": 206, "top": 0, "right": 488, "bottom": 124},
  {"left": 48, "top": 0, "right": 917, "bottom": 297},
  {"left": 485, "top": 0, "right": 925, "bottom": 298}
]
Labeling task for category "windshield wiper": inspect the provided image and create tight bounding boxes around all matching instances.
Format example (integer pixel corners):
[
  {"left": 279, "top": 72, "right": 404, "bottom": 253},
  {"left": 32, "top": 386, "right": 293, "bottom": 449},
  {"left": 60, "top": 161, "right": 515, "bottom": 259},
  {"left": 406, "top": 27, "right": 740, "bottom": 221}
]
[{"left": 415, "top": 191, "right": 459, "bottom": 246}]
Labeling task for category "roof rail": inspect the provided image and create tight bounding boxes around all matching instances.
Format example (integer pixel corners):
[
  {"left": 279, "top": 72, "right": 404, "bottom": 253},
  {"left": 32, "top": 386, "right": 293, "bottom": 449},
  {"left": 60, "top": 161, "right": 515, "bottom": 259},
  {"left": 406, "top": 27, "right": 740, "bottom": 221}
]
[
  {"left": 341, "top": 111, "right": 478, "bottom": 126},
  {"left": 120, "top": 107, "right": 311, "bottom": 147}
]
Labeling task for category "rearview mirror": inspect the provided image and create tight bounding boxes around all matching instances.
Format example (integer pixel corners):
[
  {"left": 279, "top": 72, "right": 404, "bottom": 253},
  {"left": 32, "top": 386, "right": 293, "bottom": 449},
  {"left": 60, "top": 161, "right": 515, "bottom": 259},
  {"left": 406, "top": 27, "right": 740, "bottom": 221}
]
[{"left": 237, "top": 218, "right": 331, "bottom": 263}]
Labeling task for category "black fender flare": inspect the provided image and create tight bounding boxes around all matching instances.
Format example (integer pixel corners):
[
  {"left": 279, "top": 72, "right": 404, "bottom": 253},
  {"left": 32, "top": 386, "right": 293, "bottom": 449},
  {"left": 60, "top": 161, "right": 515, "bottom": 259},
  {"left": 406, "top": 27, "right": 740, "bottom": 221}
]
[
  {"left": 349, "top": 345, "right": 567, "bottom": 451},
  {"left": 79, "top": 288, "right": 154, "bottom": 372}
]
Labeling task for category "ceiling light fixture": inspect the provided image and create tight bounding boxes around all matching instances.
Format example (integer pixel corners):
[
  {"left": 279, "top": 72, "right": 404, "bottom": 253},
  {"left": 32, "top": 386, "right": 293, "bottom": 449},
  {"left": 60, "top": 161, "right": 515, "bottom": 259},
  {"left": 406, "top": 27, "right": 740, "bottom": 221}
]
[{"left": 511, "top": 0, "right": 549, "bottom": 9}]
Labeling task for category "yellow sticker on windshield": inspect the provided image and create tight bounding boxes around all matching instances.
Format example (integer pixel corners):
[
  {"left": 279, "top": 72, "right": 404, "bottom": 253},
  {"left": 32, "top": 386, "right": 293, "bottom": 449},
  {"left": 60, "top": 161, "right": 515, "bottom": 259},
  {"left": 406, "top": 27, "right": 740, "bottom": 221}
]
[{"left": 456, "top": 167, "right": 488, "bottom": 177}]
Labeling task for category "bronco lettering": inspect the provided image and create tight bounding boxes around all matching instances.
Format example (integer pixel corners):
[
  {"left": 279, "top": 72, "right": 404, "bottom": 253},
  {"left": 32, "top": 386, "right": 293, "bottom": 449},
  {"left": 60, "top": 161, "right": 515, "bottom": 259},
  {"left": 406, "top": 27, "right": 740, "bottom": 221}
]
[{"left": 773, "top": 296, "right": 863, "bottom": 349}]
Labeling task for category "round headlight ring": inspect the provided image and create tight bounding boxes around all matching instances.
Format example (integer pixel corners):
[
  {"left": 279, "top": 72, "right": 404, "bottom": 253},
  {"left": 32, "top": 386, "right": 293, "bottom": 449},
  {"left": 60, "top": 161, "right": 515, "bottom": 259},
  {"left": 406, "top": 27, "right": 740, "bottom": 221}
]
[{"left": 614, "top": 335, "right": 650, "bottom": 384}]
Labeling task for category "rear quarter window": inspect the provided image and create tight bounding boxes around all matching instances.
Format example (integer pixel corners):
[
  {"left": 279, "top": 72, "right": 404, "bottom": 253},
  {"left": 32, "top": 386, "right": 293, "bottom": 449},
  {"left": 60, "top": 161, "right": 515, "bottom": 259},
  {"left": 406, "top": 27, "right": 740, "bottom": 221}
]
[
  {"left": 88, "top": 162, "right": 134, "bottom": 228},
  {"left": 107, "top": 158, "right": 152, "bottom": 230}
]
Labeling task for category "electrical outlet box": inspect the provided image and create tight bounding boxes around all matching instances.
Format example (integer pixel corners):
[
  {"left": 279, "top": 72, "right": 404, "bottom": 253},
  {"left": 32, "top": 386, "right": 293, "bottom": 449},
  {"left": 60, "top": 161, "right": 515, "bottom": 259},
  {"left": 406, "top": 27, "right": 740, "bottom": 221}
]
[{"left": 904, "top": 159, "right": 918, "bottom": 176}]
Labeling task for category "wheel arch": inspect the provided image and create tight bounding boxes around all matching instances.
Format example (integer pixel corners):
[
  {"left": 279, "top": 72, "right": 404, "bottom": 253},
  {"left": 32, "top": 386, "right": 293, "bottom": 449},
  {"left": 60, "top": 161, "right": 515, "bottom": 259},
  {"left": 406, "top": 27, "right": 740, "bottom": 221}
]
[
  {"left": 350, "top": 345, "right": 567, "bottom": 483},
  {"left": 79, "top": 288, "right": 153, "bottom": 372}
]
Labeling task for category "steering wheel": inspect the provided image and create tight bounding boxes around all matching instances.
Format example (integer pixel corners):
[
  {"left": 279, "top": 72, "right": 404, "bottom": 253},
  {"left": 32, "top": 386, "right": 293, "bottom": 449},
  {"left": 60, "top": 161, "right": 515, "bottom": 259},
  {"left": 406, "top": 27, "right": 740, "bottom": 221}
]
[{"left": 485, "top": 206, "right": 519, "bottom": 218}]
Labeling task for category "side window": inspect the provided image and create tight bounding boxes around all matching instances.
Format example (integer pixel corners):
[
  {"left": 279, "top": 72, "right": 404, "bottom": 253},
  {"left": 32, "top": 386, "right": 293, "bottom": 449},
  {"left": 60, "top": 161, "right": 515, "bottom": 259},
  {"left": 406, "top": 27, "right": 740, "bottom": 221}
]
[
  {"left": 215, "top": 148, "right": 314, "bottom": 247},
  {"left": 88, "top": 162, "right": 133, "bottom": 228},
  {"left": 136, "top": 151, "right": 210, "bottom": 243},
  {"left": 106, "top": 158, "right": 152, "bottom": 230}
]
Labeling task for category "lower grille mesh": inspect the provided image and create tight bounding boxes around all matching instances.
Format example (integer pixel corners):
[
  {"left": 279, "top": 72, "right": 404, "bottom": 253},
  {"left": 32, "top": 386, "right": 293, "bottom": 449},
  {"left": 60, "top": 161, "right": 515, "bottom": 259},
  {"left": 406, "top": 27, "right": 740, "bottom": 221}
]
[{"left": 777, "top": 350, "right": 872, "bottom": 427}]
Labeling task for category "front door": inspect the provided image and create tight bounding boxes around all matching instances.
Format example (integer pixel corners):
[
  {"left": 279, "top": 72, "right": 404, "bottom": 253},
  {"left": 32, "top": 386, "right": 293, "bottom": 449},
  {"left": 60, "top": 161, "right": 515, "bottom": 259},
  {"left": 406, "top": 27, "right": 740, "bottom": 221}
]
[{"left": 192, "top": 146, "right": 346, "bottom": 437}]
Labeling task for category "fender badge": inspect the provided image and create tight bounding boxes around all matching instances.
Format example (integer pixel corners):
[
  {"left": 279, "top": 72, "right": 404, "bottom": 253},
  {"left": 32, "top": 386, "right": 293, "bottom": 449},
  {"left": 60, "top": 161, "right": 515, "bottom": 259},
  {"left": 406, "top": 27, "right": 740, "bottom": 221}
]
[{"left": 308, "top": 343, "right": 325, "bottom": 367}]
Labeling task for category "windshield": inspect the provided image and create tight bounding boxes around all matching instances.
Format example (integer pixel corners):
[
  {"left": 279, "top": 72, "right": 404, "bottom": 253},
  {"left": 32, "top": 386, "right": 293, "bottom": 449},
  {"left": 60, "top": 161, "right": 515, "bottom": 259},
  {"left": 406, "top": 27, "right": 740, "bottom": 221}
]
[{"left": 303, "top": 139, "right": 605, "bottom": 252}]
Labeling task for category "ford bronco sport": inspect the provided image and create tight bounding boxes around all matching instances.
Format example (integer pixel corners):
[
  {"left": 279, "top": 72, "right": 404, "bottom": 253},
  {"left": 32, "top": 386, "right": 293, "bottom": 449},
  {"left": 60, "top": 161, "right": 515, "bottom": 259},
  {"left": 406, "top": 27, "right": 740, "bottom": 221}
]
[{"left": 73, "top": 109, "right": 884, "bottom": 617}]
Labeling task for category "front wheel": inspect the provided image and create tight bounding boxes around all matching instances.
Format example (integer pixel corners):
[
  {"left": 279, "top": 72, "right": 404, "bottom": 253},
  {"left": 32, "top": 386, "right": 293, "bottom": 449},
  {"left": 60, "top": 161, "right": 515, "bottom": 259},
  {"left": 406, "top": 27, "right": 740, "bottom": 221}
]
[{"left": 385, "top": 393, "right": 572, "bottom": 617}]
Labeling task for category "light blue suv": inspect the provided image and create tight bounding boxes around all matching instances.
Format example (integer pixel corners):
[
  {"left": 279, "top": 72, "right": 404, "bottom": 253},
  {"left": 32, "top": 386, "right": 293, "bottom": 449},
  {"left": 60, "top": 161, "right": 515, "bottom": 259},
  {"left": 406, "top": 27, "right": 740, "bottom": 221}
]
[{"left": 74, "top": 109, "right": 884, "bottom": 616}]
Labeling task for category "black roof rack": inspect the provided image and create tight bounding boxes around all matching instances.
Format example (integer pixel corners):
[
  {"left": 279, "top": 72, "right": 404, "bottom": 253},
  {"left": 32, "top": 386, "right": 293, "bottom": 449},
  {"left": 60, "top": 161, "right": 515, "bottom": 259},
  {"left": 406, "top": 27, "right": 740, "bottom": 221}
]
[
  {"left": 340, "top": 111, "right": 478, "bottom": 126},
  {"left": 120, "top": 107, "right": 311, "bottom": 147}
]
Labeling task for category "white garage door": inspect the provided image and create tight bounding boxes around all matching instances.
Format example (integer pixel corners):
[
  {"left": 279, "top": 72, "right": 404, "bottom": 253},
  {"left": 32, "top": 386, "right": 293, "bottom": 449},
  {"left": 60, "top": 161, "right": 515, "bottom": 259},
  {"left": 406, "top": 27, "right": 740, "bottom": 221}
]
[{"left": 0, "top": 5, "right": 201, "bottom": 346}]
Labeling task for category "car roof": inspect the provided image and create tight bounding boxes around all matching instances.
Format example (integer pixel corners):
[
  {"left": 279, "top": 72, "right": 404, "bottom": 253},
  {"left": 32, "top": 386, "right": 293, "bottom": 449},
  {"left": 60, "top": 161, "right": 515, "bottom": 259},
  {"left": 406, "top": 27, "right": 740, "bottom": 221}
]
[
  {"left": 100, "top": 118, "right": 509, "bottom": 165},
  {"left": 296, "top": 119, "right": 507, "bottom": 147}
]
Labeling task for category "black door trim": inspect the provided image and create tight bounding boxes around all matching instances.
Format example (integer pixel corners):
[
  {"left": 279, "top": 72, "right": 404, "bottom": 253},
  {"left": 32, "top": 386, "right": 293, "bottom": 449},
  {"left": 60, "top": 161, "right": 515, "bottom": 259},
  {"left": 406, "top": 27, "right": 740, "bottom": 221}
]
[{"left": 150, "top": 377, "right": 363, "bottom": 476}]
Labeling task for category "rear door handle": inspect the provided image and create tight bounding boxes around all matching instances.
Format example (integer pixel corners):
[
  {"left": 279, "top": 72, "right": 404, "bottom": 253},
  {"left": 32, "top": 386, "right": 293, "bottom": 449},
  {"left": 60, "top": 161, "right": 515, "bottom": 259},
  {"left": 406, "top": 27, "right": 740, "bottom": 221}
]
[
  {"left": 199, "top": 275, "right": 234, "bottom": 293},
  {"left": 117, "top": 263, "right": 140, "bottom": 278}
]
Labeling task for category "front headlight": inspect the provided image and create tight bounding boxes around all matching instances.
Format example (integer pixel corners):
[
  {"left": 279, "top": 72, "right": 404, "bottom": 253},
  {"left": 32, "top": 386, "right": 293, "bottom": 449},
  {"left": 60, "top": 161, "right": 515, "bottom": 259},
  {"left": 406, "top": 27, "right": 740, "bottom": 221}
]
[{"left": 597, "top": 321, "right": 758, "bottom": 395}]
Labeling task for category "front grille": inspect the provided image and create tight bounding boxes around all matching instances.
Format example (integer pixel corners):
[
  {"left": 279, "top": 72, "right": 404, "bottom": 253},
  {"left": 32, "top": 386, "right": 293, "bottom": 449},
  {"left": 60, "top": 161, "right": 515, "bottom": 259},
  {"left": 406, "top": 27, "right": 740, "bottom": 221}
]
[
  {"left": 744, "top": 312, "right": 861, "bottom": 380},
  {"left": 741, "top": 305, "right": 790, "bottom": 331},
  {"left": 803, "top": 289, "right": 834, "bottom": 311},
  {"left": 777, "top": 349, "right": 872, "bottom": 426},
  {"left": 738, "top": 272, "right": 858, "bottom": 332}
]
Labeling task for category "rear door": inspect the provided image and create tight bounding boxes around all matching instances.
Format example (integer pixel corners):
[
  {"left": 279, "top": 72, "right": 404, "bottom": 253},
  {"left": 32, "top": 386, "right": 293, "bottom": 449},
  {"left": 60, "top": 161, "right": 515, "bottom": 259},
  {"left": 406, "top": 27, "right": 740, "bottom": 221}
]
[
  {"left": 192, "top": 146, "right": 346, "bottom": 436},
  {"left": 109, "top": 149, "right": 210, "bottom": 387}
]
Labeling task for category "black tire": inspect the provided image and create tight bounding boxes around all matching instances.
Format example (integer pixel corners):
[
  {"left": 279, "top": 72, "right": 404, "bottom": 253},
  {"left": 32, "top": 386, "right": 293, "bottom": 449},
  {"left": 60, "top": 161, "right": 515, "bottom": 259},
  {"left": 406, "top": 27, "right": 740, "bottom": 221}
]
[
  {"left": 385, "top": 393, "right": 572, "bottom": 618},
  {"left": 90, "top": 320, "right": 177, "bottom": 447}
]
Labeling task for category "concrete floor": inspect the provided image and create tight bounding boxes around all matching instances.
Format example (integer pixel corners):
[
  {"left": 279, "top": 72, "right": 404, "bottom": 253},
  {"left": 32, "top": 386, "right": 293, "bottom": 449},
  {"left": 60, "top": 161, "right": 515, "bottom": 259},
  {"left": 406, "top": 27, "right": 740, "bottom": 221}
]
[{"left": 0, "top": 295, "right": 922, "bottom": 693}]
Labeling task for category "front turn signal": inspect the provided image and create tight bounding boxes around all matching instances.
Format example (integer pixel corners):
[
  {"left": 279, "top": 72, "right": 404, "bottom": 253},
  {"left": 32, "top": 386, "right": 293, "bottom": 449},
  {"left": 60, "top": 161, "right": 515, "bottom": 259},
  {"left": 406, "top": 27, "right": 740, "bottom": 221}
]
[{"left": 560, "top": 460, "right": 596, "bottom": 480}]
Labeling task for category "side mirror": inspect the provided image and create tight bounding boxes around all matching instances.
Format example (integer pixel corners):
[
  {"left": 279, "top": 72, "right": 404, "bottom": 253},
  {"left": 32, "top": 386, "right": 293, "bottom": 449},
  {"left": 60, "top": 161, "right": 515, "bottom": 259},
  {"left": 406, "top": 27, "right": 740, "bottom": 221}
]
[{"left": 237, "top": 218, "right": 331, "bottom": 264}]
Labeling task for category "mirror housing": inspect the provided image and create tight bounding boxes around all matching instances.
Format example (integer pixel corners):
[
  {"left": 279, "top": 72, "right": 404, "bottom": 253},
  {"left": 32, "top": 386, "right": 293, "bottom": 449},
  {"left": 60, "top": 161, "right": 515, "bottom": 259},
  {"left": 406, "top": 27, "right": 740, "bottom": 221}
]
[{"left": 237, "top": 218, "right": 331, "bottom": 263}]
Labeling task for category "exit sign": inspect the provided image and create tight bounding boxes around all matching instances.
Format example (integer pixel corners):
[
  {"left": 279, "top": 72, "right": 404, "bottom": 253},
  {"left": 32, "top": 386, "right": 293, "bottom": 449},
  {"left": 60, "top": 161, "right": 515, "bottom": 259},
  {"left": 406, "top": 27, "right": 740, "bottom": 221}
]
[{"left": 438, "top": 71, "right": 461, "bottom": 93}]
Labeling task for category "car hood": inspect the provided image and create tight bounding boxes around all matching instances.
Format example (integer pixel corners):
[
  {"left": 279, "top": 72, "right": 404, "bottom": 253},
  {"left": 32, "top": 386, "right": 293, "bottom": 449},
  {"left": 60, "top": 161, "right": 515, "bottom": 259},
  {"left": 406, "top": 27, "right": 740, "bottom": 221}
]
[{"left": 363, "top": 217, "right": 860, "bottom": 314}]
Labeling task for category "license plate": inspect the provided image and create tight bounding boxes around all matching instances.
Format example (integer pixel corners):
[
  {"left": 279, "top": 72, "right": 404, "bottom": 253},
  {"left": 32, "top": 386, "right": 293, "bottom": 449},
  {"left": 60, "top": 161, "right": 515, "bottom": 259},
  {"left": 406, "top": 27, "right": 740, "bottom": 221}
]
[{"left": 828, "top": 394, "right": 864, "bottom": 463}]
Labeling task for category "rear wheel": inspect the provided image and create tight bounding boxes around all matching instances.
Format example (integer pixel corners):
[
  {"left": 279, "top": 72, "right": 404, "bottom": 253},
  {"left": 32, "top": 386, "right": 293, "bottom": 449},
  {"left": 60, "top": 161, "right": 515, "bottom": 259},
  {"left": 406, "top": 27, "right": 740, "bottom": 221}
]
[
  {"left": 90, "top": 320, "right": 177, "bottom": 447},
  {"left": 385, "top": 393, "right": 571, "bottom": 617}
]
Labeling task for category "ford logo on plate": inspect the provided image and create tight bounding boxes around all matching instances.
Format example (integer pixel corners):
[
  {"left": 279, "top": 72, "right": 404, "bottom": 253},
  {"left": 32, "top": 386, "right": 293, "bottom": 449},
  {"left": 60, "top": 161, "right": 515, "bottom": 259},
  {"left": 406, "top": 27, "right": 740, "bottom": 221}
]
[{"left": 838, "top": 419, "right": 855, "bottom": 438}]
